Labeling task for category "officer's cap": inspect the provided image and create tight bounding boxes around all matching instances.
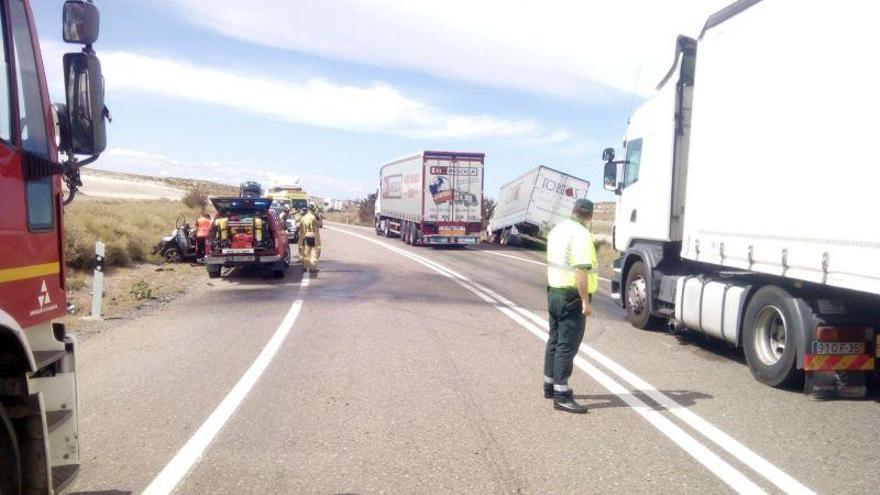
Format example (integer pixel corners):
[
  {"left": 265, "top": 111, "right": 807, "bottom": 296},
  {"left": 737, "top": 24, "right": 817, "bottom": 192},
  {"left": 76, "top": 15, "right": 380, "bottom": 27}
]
[{"left": 573, "top": 198, "right": 594, "bottom": 216}]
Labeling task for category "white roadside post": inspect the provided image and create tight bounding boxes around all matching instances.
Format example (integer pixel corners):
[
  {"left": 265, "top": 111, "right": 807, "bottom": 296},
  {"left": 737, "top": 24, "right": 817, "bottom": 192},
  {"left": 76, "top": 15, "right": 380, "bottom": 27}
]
[{"left": 91, "top": 241, "right": 105, "bottom": 319}]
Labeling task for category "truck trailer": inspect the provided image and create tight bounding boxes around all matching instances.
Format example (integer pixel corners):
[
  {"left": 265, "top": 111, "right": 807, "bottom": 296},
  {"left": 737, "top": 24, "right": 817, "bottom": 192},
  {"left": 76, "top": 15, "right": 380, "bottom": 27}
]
[
  {"left": 375, "top": 151, "right": 484, "bottom": 246},
  {"left": 487, "top": 166, "right": 590, "bottom": 246},
  {"left": 603, "top": 0, "right": 879, "bottom": 397},
  {"left": 1, "top": 1, "right": 110, "bottom": 492}
]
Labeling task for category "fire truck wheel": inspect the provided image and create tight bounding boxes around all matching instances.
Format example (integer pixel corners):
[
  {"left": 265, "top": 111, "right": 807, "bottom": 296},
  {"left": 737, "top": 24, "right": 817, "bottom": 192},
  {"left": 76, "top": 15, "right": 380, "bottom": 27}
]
[
  {"left": 207, "top": 266, "right": 221, "bottom": 279},
  {"left": 0, "top": 403, "right": 22, "bottom": 495}
]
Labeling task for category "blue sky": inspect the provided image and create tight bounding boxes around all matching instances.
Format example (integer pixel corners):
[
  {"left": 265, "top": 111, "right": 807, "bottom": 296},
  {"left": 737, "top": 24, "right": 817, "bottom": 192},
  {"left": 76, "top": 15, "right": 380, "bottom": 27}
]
[{"left": 32, "top": 0, "right": 729, "bottom": 201}]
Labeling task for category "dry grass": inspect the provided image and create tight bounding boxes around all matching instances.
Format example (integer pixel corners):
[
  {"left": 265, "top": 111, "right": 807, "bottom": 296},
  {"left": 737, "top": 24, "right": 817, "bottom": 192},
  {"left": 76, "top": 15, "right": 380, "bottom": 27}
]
[
  {"left": 325, "top": 207, "right": 370, "bottom": 226},
  {"left": 63, "top": 199, "right": 202, "bottom": 270}
]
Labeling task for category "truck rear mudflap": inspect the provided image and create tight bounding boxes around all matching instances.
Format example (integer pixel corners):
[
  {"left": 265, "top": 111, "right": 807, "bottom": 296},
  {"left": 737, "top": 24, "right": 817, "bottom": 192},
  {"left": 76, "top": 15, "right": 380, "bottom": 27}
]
[{"left": 803, "top": 331, "right": 879, "bottom": 399}]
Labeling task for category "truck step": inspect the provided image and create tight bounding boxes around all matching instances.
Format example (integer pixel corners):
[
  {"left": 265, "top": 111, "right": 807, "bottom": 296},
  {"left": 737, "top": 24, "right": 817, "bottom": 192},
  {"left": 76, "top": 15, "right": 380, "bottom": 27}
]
[
  {"left": 33, "top": 350, "right": 66, "bottom": 370},
  {"left": 46, "top": 409, "right": 72, "bottom": 433},
  {"left": 52, "top": 464, "right": 79, "bottom": 493}
]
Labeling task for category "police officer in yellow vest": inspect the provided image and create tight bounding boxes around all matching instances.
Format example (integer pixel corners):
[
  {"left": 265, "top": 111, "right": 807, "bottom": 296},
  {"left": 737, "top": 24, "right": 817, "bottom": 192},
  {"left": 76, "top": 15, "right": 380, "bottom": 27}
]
[
  {"left": 299, "top": 204, "right": 322, "bottom": 274},
  {"left": 544, "top": 199, "right": 598, "bottom": 414}
]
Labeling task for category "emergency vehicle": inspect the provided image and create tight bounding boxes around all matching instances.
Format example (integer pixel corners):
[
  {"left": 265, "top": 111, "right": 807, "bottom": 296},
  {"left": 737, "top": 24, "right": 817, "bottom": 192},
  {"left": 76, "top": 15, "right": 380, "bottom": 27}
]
[{"left": 0, "top": 1, "right": 109, "bottom": 492}]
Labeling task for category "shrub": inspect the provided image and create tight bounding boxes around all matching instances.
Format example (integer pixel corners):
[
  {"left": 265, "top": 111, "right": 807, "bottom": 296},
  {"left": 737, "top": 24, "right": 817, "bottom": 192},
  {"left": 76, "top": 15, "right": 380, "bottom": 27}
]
[
  {"left": 357, "top": 193, "right": 377, "bottom": 224},
  {"left": 105, "top": 242, "right": 131, "bottom": 267},
  {"left": 182, "top": 187, "right": 210, "bottom": 210},
  {"left": 127, "top": 238, "right": 147, "bottom": 263},
  {"left": 129, "top": 280, "right": 153, "bottom": 301}
]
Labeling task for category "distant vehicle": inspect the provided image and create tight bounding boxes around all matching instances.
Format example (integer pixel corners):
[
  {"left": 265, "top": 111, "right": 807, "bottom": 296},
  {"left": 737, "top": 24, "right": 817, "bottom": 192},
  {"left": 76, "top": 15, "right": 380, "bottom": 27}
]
[
  {"left": 239, "top": 181, "right": 264, "bottom": 198},
  {"left": 487, "top": 166, "right": 590, "bottom": 246},
  {"left": 603, "top": 0, "right": 879, "bottom": 397},
  {"left": 323, "top": 199, "right": 344, "bottom": 212},
  {"left": 153, "top": 215, "right": 199, "bottom": 262},
  {"left": 375, "top": 151, "right": 484, "bottom": 246},
  {"left": 205, "top": 197, "right": 291, "bottom": 278},
  {"left": 268, "top": 185, "right": 309, "bottom": 211}
]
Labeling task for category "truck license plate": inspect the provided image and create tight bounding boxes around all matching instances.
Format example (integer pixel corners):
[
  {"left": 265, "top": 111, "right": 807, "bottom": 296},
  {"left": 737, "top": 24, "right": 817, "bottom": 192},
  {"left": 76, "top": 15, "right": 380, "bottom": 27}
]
[
  {"left": 440, "top": 227, "right": 466, "bottom": 236},
  {"left": 232, "top": 256, "right": 255, "bottom": 262},
  {"left": 812, "top": 342, "right": 865, "bottom": 355}
]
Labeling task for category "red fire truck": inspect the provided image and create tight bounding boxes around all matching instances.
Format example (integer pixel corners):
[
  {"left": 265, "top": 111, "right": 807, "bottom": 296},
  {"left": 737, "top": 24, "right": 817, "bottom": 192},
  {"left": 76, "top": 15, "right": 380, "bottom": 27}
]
[{"left": 0, "top": 1, "right": 109, "bottom": 493}]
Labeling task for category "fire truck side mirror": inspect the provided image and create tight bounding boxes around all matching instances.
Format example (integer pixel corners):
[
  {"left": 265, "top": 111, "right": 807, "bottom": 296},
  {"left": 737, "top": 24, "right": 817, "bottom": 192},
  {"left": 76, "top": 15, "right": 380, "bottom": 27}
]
[
  {"left": 63, "top": 1, "right": 100, "bottom": 45},
  {"left": 63, "top": 52, "right": 107, "bottom": 155}
]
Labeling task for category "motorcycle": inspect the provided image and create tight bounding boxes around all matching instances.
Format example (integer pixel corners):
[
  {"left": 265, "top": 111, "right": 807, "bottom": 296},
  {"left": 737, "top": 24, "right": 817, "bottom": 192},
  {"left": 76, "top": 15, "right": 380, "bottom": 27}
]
[{"left": 153, "top": 215, "right": 199, "bottom": 262}]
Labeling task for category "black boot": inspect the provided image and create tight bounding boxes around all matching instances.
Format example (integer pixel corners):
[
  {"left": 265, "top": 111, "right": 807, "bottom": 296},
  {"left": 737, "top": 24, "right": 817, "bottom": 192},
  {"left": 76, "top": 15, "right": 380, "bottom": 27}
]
[
  {"left": 543, "top": 383, "right": 554, "bottom": 399},
  {"left": 553, "top": 391, "right": 587, "bottom": 414}
]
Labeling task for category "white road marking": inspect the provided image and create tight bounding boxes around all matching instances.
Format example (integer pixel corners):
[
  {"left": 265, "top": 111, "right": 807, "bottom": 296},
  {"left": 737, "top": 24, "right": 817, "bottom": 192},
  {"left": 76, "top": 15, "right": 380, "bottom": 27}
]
[
  {"left": 142, "top": 274, "right": 311, "bottom": 495},
  {"left": 476, "top": 247, "right": 612, "bottom": 283},
  {"left": 471, "top": 285, "right": 814, "bottom": 495},
  {"left": 327, "top": 226, "right": 800, "bottom": 494}
]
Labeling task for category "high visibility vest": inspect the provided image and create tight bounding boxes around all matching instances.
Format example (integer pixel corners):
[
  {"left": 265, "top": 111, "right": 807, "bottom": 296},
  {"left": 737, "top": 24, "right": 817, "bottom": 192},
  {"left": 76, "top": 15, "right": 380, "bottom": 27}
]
[
  {"left": 195, "top": 217, "right": 212, "bottom": 238},
  {"left": 546, "top": 218, "right": 598, "bottom": 293}
]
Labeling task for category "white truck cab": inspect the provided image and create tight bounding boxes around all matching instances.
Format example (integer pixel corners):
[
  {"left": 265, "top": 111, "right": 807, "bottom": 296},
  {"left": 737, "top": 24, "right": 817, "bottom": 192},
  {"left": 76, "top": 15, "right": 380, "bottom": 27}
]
[{"left": 601, "top": 0, "right": 880, "bottom": 398}]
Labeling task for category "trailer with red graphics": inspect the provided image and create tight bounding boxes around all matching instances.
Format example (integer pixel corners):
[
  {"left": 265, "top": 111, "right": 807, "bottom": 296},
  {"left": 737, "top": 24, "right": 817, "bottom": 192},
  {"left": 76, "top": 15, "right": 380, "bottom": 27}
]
[
  {"left": 0, "top": 1, "right": 110, "bottom": 493},
  {"left": 375, "top": 151, "right": 484, "bottom": 246}
]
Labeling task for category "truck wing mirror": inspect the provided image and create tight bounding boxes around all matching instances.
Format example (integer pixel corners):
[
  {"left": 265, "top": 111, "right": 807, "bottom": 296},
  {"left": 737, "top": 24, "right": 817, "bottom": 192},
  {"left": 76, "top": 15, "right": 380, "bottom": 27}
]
[
  {"left": 63, "top": 1, "right": 100, "bottom": 45},
  {"left": 602, "top": 147, "right": 615, "bottom": 162},
  {"left": 603, "top": 161, "right": 619, "bottom": 193},
  {"left": 63, "top": 52, "right": 107, "bottom": 155}
]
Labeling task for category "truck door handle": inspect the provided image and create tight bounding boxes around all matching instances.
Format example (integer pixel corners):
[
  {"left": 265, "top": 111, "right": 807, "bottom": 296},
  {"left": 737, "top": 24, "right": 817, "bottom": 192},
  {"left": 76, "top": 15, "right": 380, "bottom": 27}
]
[{"left": 630, "top": 209, "right": 637, "bottom": 222}]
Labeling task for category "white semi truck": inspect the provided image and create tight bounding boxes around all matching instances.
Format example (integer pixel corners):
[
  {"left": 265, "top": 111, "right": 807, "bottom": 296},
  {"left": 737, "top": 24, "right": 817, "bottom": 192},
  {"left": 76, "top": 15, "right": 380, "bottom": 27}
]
[
  {"left": 603, "top": 0, "right": 879, "bottom": 397},
  {"left": 487, "top": 166, "right": 590, "bottom": 246},
  {"left": 375, "top": 151, "right": 484, "bottom": 246}
]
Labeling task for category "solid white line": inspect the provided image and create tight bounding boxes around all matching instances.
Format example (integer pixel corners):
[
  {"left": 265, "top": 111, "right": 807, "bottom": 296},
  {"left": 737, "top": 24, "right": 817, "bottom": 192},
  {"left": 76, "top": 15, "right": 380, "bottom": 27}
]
[
  {"left": 484, "top": 295, "right": 814, "bottom": 495},
  {"left": 327, "top": 226, "right": 771, "bottom": 494},
  {"left": 477, "top": 247, "right": 612, "bottom": 283},
  {"left": 478, "top": 249, "right": 546, "bottom": 266},
  {"left": 142, "top": 274, "right": 311, "bottom": 495}
]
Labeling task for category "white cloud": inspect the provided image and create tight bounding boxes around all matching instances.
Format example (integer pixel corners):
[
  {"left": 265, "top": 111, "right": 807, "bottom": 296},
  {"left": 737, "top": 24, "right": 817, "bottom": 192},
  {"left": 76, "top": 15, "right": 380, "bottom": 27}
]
[
  {"left": 163, "top": 0, "right": 731, "bottom": 99},
  {"left": 57, "top": 46, "right": 554, "bottom": 141}
]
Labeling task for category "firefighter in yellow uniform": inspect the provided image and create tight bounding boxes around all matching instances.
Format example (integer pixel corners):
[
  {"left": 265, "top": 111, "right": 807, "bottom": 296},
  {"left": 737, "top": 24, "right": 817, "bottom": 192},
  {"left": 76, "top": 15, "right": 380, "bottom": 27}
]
[
  {"left": 299, "top": 204, "right": 322, "bottom": 274},
  {"left": 543, "top": 199, "right": 598, "bottom": 414},
  {"left": 294, "top": 207, "right": 306, "bottom": 261}
]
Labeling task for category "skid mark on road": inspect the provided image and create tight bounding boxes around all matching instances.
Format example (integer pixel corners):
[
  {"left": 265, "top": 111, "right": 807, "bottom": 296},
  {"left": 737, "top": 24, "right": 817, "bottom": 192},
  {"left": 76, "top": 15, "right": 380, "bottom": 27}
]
[
  {"left": 329, "top": 226, "right": 814, "bottom": 495},
  {"left": 143, "top": 274, "right": 311, "bottom": 495}
]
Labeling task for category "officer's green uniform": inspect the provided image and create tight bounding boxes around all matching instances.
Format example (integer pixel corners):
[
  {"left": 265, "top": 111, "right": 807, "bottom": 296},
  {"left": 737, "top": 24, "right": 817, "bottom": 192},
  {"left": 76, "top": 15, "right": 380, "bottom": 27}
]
[{"left": 544, "top": 217, "right": 598, "bottom": 397}]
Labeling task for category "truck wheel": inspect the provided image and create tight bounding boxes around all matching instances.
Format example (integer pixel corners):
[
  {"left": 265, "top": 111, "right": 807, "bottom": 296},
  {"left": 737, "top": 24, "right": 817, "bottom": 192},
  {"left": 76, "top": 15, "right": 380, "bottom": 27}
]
[
  {"left": 401, "top": 222, "right": 409, "bottom": 244},
  {"left": 624, "top": 261, "right": 660, "bottom": 329},
  {"left": 406, "top": 224, "right": 415, "bottom": 245},
  {"left": 0, "top": 403, "right": 22, "bottom": 495},
  {"left": 207, "top": 266, "right": 221, "bottom": 279},
  {"left": 383, "top": 221, "right": 391, "bottom": 237},
  {"left": 742, "top": 286, "right": 804, "bottom": 388}
]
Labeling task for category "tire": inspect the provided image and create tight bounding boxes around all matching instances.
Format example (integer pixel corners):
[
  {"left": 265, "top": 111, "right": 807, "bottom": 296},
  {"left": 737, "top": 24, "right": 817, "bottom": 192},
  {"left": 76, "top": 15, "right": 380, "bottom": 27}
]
[
  {"left": 624, "top": 261, "right": 661, "bottom": 329},
  {"left": 401, "top": 222, "right": 409, "bottom": 244},
  {"left": 383, "top": 220, "right": 391, "bottom": 237},
  {"left": 0, "top": 404, "right": 22, "bottom": 495},
  {"left": 207, "top": 266, "right": 221, "bottom": 279},
  {"left": 411, "top": 225, "right": 420, "bottom": 246},
  {"left": 163, "top": 248, "right": 182, "bottom": 263},
  {"left": 273, "top": 269, "right": 285, "bottom": 279},
  {"left": 742, "top": 286, "right": 805, "bottom": 388}
]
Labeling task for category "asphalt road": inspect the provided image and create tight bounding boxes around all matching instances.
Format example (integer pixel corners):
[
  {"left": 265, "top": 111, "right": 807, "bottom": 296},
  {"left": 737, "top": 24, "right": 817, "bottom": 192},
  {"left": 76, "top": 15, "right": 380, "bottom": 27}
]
[{"left": 67, "top": 223, "right": 879, "bottom": 495}]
